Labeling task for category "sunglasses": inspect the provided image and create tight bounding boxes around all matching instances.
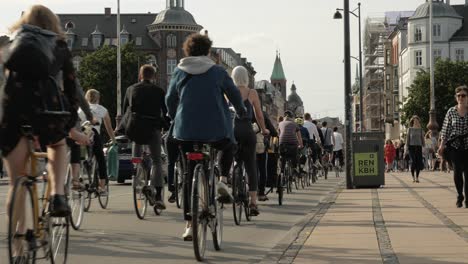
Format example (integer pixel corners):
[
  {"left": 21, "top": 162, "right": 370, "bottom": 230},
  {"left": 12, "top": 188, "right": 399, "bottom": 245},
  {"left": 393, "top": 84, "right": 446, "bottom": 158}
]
[{"left": 457, "top": 94, "right": 467, "bottom": 98}]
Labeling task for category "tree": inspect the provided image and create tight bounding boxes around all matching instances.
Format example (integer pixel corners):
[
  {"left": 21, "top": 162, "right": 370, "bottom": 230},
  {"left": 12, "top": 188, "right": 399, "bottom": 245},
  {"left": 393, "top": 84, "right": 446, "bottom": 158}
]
[
  {"left": 77, "top": 43, "right": 147, "bottom": 124},
  {"left": 401, "top": 59, "right": 468, "bottom": 129}
]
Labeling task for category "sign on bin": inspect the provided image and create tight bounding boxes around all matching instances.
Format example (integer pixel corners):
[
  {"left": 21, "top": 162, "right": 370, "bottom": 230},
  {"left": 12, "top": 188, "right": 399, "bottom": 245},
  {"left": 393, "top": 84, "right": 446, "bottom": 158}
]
[{"left": 354, "top": 152, "right": 378, "bottom": 176}]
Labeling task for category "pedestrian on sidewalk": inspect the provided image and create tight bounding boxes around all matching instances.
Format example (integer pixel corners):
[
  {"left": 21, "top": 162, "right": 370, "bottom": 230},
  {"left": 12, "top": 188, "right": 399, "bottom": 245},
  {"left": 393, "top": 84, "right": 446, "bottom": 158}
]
[
  {"left": 384, "top": 139, "right": 396, "bottom": 172},
  {"left": 438, "top": 85, "right": 468, "bottom": 208},
  {"left": 405, "top": 115, "right": 425, "bottom": 182}
]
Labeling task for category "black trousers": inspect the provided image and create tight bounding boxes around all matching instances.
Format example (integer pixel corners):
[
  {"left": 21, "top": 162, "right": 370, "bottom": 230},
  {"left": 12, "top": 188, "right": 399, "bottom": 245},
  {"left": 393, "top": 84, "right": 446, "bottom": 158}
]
[
  {"left": 280, "top": 144, "right": 298, "bottom": 173},
  {"left": 451, "top": 149, "right": 468, "bottom": 200},
  {"left": 409, "top": 145, "right": 423, "bottom": 178},
  {"left": 257, "top": 152, "right": 267, "bottom": 194},
  {"left": 166, "top": 138, "right": 179, "bottom": 192},
  {"left": 93, "top": 132, "right": 107, "bottom": 180},
  {"left": 267, "top": 152, "right": 279, "bottom": 188}
]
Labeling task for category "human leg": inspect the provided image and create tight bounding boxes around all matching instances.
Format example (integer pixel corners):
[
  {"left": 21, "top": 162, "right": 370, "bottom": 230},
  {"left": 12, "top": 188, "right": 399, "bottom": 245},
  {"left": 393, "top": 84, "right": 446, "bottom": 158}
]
[{"left": 47, "top": 139, "right": 70, "bottom": 216}]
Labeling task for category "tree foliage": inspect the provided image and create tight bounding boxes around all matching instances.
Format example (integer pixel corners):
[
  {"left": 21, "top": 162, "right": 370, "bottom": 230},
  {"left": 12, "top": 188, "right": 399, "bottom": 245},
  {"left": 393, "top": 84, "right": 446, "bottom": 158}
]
[
  {"left": 77, "top": 43, "right": 147, "bottom": 124},
  {"left": 401, "top": 59, "right": 468, "bottom": 129}
]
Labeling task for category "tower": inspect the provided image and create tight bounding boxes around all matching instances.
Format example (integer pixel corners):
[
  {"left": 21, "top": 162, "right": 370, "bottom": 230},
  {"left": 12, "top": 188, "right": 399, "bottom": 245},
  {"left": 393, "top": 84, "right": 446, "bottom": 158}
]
[{"left": 270, "top": 51, "right": 287, "bottom": 100}]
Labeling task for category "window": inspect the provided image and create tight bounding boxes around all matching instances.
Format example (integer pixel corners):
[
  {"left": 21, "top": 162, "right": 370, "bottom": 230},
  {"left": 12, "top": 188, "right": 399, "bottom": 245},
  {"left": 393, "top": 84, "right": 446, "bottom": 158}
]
[
  {"left": 81, "top": 38, "right": 89, "bottom": 47},
  {"left": 92, "top": 36, "right": 101, "bottom": 49},
  {"left": 72, "top": 56, "right": 82, "bottom": 71},
  {"left": 66, "top": 38, "right": 73, "bottom": 50},
  {"left": 386, "top": 74, "right": 390, "bottom": 91},
  {"left": 166, "top": 34, "right": 177, "bottom": 48},
  {"left": 121, "top": 36, "right": 128, "bottom": 45},
  {"left": 167, "top": 59, "right": 177, "bottom": 74},
  {"left": 433, "top": 24, "right": 441, "bottom": 38},
  {"left": 415, "top": 50, "right": 422, "bottom": 66},
  {"left": 414, "top": 26, "right": 422, "bottom": 42},
  {"left": 455, "top": 49, "right": 464, "bottom": 61},
  {"left": 135, "top": 37, "right": 142, "bottom": 46},
  {"left": 65, "top": 21, "right": 75, "bottom": 29},
  {"left": 386, "top": 49, "right": 390, "bottom": 65},
  {"left": 433, "top": 49, "right": 442, "bottom": 60}
]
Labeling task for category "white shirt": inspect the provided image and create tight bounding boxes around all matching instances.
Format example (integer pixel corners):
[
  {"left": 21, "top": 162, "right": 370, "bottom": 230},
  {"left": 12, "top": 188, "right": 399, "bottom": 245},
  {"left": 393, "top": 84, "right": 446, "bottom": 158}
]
[
  {"left": 78, "top": 103, "right": 108, "bottom": 134},
  {"left": 303, "top": 120, "right": 321, "bottom": 144},
  {"left": 333, "top": 132, "right": 343, "bottom": 151}
]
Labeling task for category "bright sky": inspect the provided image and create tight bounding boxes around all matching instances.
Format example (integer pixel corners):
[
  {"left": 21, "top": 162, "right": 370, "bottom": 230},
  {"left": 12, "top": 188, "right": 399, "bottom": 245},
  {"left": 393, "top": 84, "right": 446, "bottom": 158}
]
[{"left": 1, "top": 0, "right": 466, "bottom": 120}]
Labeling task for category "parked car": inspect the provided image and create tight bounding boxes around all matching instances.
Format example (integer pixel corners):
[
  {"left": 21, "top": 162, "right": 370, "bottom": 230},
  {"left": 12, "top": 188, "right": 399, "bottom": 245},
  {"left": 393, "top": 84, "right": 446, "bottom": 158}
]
[{"left": 104, "top": 135, "right": 168, "bottom": 184}]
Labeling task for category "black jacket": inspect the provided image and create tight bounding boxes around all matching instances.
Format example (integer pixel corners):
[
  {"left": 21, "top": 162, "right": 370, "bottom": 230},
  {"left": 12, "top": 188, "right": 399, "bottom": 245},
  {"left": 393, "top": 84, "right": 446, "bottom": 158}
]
[{"left": 123, "top": 80, "right": 168, "bottom": 129}]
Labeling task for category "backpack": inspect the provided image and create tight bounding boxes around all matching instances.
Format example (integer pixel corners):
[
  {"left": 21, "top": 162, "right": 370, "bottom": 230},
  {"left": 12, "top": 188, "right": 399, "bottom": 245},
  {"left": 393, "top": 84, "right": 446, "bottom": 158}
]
[{"left": 4, "top": 24, "right": 57, "bottom": 79}]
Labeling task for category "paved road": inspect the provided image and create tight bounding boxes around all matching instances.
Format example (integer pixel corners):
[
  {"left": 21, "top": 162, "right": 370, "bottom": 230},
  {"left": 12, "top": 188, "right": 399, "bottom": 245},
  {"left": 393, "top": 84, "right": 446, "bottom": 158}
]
[{"left": 0, "top": 176, "right": 343, "bottom": 263}]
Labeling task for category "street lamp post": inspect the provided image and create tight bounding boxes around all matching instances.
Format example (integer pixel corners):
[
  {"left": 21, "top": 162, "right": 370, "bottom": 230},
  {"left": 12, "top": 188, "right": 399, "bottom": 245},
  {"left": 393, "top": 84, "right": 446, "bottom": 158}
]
[
  {"left": 427, "top": 0, "right": 439, "bottom": 136},
  {"left": 343, "top": 0, "right": 354, "bottom": 189},
  {"left": 334, "top": 2, "right": 363, "bottom": 132},
  {"left": 116, "top": 0, "right": 122, "bottom": 126}
]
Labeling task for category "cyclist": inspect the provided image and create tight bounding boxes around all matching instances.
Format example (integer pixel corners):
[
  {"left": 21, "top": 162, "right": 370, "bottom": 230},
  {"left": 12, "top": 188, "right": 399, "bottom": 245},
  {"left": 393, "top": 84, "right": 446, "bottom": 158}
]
[
  {"left": 332, "top": 127, "right": 344, "bottom": 169},
  {"left": 78, "top": 89, "right": 116, "bottom": 194},
  {"left": 226, "top": 66, "right": 269, "bottom": 215},
  {"left": 1, "top": 5, "right": 81, "bottom": 217},
  {"left": 295, "top": 118, "right": 310, "bottom": 173},
  {"left": 303, "top": 113, "right": 322, "bottom": 167},
  {"left": 166, "top": 33, "right": 246, "bottom": 240},
  {"left": 123, "top": 65, "right": 167, "bottom": 210},
  {"left": 278, "top": 111, "right": 303, "bottom": 177},
  {"left": 321, "top": 121, "right": 335, "bottom": 165},
  {"left": 257, "top": 111, "right": 277, "bottom": 202}
]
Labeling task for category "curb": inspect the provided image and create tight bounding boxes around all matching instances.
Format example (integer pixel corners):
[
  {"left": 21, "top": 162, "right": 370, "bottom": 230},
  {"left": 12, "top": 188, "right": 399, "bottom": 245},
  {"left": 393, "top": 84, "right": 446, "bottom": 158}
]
[{"left": 259, "top": 180, "right": 345, "bottom": 264}]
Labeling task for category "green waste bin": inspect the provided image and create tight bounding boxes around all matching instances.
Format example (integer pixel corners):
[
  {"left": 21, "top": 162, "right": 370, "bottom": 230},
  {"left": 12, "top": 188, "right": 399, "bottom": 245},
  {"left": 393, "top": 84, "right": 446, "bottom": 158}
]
[{"left": 352, "top": 132, "right": 385, "bottom": 188}]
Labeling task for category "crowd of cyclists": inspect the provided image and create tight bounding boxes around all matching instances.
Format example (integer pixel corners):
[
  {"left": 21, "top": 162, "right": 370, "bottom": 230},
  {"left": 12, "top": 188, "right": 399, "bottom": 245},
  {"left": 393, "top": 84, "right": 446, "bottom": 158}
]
[{"left": 0, "top": 5, "right": 343, "bottom": 263}]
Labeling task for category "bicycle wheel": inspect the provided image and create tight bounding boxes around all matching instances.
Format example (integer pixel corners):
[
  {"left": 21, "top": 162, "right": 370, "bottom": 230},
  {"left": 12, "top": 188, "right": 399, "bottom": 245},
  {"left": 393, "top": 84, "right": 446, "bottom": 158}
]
[
  {"left": 133, "top": 165, "right": 148, "bottom": 220},
  {"left": 191, "top": 163, "right": 208, "bottom": 261},
  {"left": 67, "top": 166, "right": 85, "bottom": 230},
  {"left": 98, "top": 179, "right": 109, "bottom": 209},
  {"left": 175, "top": 158, "right": 184, "bottom": 209},
  {"left": 47, "top": 214, "right": 69, "bottom": 264},
  {"left": 8, "top": 176, "right": 36, "bottom": 264},
  {"left": 82, "top": 161, "right": 93, "bottom": 212},
  {"left": 212, "top": 165, "right": 223, "bottom": 250},
  {"left": 277, "top": 172, "right": 283, "bottom": 206},
  {"left": 232, "top": 165, "right": 243, "bottom": 226},
  {"left": 243, "top": 175, "right": 251, "bottom": 221},
  {"left": 285, "top": 162, "right": 292, "bottom": 194},
  {"left": 153, "top": 187, "right": 164, "bottom": 216}
]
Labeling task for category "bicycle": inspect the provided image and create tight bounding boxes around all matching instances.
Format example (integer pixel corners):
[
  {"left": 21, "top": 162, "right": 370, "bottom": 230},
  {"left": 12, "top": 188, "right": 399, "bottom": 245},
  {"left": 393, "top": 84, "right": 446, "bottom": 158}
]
[
  {"left": 66, "top": 162, "right": 85, "bottom": 230},
  {"left": 306, "top": 147, "right": 317, "bottom": 185},
  {"left": 8, "top": 125, "right": 69, "bottom": 264},
  {"left": 80, "top": 127, "right": 109, "bottom": 213},
  {"left": 132, "top": 146, "right": 165, "bottom": 219},
  {"left": 231, "top": 145, "right": 251, "bottom": 226},
  {"left": 186, "top": 143, "right": 223, "bottom": 261}
]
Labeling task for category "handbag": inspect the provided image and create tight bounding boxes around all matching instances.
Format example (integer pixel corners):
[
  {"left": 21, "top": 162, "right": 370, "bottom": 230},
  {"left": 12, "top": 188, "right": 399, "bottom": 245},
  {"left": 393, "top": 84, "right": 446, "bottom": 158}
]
[
  {"left": 442, "top": 133, "right": 468, "bottom": 162},
  {"left": 252, "top": 123, "right": 265, "bottom": 154}
]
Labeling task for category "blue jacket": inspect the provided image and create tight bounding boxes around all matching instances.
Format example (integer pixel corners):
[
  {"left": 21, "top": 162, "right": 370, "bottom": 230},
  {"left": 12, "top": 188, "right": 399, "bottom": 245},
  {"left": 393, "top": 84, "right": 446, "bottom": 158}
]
[{"left": 165, "top": 56, "right": 245, "bottom": 143}]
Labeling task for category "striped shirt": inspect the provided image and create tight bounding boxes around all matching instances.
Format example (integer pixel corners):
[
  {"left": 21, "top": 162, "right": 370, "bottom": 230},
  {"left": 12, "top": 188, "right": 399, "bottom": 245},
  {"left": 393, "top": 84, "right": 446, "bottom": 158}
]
[
  {"left": 279, "top": 120, "right": 299, "bottom": 145},
  {"left": 440, "top": 106, "right": 468, "bottom": 150}
]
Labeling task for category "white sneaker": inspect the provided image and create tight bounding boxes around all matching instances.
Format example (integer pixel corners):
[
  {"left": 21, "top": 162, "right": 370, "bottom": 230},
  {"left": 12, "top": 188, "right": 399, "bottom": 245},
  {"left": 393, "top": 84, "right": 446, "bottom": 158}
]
[
  {"left": 183, "top": 227, "right": 193, "bottom": 241},
  {"left": 216, "top": 181, "right": 233, "bottom": 203}
]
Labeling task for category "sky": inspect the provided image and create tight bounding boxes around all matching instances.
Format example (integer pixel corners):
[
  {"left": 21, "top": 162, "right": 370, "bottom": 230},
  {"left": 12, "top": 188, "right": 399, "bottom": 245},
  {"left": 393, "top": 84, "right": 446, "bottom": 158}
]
[{"left": 1, "top": 0, "right": 466, "bottom": 120}]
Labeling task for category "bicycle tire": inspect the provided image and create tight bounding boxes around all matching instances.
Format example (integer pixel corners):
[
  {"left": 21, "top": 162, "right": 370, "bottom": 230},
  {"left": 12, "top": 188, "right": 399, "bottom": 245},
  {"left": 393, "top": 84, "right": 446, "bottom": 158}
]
[
  {"left": 191, "top": 163, "right": 208, "bottom": 261},
  {"left": 133, "top": 165, "right": 148, "bottom": 220},
  {"left": 8, "top": 176, "right": 36, "bottom": 264},
  {"left": 277, "top": 173, "right": 283, "bottom": 206},
  {"left": 67, "top": 165, "right": 85, "bottom": 230},
  {"left": 212, "top": 165, "right": 223, "bottom": 250},
  {"left": 244, "top": 174, "right": 251, "bottom": 221},
  {"left": 98, "top": 180, "right": 109, "bottom": 209},
  {"left": 175, "top": 159, "right": 184, "bottom": 209},
  {"left": 285, "top": 162, "right": 292, "bottom": 194},
  {"left": 232, "top": 165, "right": 243, "bottom": 226},
  {"left": 47, "top": 213, "right": 69, "bottom": 264},
  {"left": 83, "top": 161, "right": 93, "bottom": 212}
]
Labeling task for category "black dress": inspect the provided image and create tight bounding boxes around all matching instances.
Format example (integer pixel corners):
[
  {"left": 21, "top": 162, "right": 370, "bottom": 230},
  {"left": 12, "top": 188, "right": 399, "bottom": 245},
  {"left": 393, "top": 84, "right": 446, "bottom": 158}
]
[{"left": 0, "top": 40, "right": 78, "bottom": 156}]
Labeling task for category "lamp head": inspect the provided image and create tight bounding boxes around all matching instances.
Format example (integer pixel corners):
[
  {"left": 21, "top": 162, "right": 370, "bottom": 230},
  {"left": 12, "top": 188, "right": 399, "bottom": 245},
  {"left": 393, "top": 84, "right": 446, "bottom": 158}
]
[{"left": 333, "top": 10, "right": 343, "bottom": 19}]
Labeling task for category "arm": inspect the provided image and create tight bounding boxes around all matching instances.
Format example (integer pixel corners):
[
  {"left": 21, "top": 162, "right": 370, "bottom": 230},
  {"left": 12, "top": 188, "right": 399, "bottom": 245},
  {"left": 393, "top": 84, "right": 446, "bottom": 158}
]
[
  {"left": 250, "top": 90, "right": 268, "bottom": 134},
  {"left": 438, "top": 110, "right": 452, "bottom": 154},
  {"left": 313, "top": 126, "right": 321, "bottom": 144},
  {"left": 221, "top": 71, "right": 246, "bottom": 116},
  {"left": 103, "top": 112, "right": 116, "bottom": 142},
  {"left": 296, "top": 130, "right": 303, "bottom": 148},
  {"left": 75, "top": 79, "right": 93, "bottom": 121},
  {"left": 165, "top": 72, "right": 179, "bottom": 120}
]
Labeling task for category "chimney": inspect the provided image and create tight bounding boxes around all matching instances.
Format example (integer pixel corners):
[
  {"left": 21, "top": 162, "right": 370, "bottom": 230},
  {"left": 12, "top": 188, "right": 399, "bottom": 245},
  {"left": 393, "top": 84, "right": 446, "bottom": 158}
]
[{"left": 105, "top": 7, "right": 111, "bottom": 17}]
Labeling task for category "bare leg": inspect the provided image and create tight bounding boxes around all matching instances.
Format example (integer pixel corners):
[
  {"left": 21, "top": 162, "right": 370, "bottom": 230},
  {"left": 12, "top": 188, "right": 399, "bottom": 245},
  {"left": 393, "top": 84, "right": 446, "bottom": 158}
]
[
  {"left": 249, "top": 191, "right": 257, "bottom": 206},
  {"left": 47, "top": 139, "right": 67, "bottom": 196}
]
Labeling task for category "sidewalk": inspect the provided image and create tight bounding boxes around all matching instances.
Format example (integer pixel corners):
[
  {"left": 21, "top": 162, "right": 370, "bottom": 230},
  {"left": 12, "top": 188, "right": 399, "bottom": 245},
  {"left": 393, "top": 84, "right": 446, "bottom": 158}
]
[{"left": 287, "top": 171, "right": 468, "bottom": 264}]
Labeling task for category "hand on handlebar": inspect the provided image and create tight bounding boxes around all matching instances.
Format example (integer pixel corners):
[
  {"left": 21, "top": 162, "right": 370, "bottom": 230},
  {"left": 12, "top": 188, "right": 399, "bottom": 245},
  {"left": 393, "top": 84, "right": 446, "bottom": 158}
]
[{"left": 261, "top": 128, "right": 270, "bottom": 136}]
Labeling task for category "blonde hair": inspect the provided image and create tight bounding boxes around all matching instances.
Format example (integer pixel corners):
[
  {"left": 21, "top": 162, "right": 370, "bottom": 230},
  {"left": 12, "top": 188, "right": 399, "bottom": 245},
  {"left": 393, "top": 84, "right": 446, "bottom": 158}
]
[
  {"left": 231, "top": 66, "right": 249, "bottom": 87},
  {"left": 85, "top": 89, "right": 100, "bottom": 104},
  {"left": 10, "top": 5, "right": 64, "bottom": 39}
]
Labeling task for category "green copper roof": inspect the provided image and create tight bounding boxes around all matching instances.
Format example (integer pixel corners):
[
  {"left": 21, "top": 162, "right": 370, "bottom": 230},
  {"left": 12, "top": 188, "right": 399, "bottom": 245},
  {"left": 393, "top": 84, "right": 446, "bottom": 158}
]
[{"left": 271, "top": 54, "right": 286, "bottom": 80}]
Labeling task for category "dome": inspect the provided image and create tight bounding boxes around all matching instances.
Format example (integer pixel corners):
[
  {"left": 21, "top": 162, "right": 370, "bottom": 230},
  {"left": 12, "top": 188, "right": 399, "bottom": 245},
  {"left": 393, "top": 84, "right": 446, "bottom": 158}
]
[
  {"left": 288, "top": 84, "right": 303, "bottom": 104},
  {"left": 152, "top": 8, "right": 200, "bottom": 26},
  {"left": 410, "top": 1, "right": 462, "bottom": 20}
]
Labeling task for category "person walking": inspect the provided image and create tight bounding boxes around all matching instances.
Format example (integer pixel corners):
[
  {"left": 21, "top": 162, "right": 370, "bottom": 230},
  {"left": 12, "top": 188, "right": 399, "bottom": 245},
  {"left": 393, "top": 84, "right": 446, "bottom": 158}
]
[
  {"left": 438, "top": 85, "right": 468, "bottom": 208},
  {"left": 384, "top": 140, "right": 396, "bottom": 173},
  {"left": 405, "top": 115, "right": 425, "bottom": 182}
]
